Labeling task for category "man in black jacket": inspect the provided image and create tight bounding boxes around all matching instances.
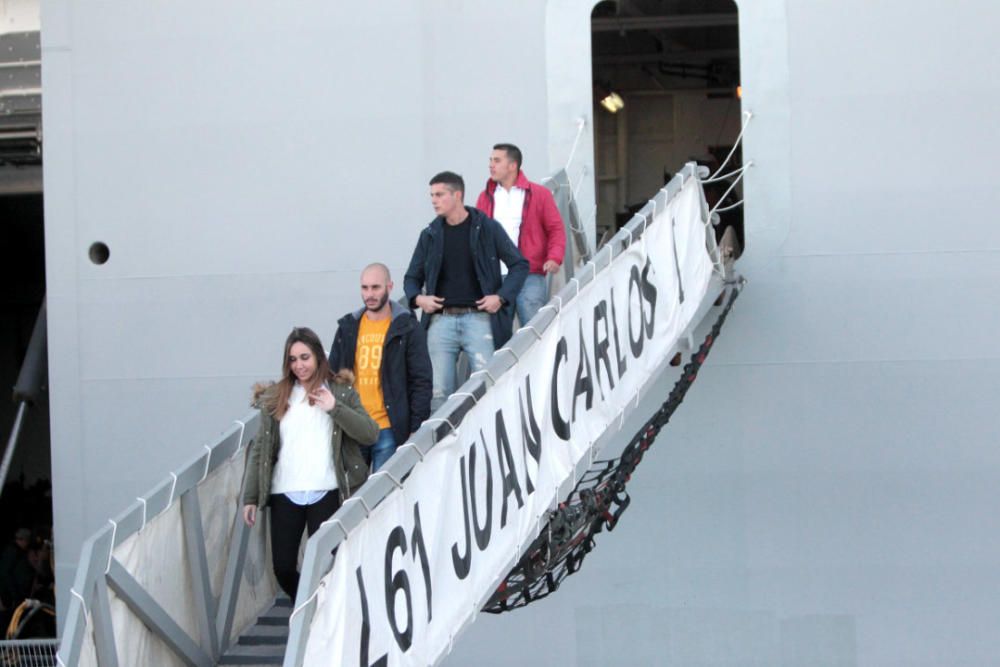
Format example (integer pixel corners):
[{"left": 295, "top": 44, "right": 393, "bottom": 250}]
[
  {"left": 329, "top": 263, "right": 432, "bottom": 471},
  {"left": 404, "top": 171, "right": 528, "bottom": 411}
]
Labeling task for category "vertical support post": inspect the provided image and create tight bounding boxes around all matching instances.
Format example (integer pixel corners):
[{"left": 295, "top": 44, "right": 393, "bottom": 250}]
[
  {"left": 215, "top": 508, "right": 251, "bottom": 654},
  {"left": 91, "top": 575, "right": 120, "bottom": 667},
  {"left": 181, "top": 489, "right": 220, "bottom": 659}
]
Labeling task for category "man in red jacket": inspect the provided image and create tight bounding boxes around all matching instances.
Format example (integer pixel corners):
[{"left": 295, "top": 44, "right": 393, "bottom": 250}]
[{"left": 476, "top": 143, "right": 566, "bottom": 325}]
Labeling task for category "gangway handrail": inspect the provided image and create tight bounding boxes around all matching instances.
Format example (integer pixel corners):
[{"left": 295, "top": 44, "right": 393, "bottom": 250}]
[
  {"left": 56, "top": 413, "right": 262, "bottom": 666},
  {"left": 54, "top": 153, "right": 602, "bottom": 667},
  {"left": 55, "top": 160, "right": 724, "bottom": 666},
  {"left": 282, "top": 161, "right": 718, "bottom": 666}
]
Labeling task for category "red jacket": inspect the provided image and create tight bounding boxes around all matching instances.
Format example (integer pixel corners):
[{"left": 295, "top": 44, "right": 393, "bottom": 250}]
[{"left": 476, "top": 171, "right": 566, "bottom": 275}]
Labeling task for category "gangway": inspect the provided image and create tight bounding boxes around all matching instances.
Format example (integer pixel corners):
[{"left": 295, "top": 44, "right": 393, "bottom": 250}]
[{"left": 55, "top": 156, "right": 747, "bottom": 666}]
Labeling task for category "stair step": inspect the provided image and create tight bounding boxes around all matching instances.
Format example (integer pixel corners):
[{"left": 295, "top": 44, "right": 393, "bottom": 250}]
[
  {"left": 217, "top": 643, "right": 284, "bottom": 665},
  {"left": 238, "top": 624, "right": 288, "bottom": 646},
  {"left": 219, "top": 597, "right": 292, "bottom": 665},
  {"left": 256, "top": 600, "right": 292, "bottom": 627}
]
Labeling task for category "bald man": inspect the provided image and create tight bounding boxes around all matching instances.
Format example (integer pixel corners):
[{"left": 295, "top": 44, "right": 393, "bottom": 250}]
[{"left": 329, "top": 263, "right": 432, "bottom": 471}]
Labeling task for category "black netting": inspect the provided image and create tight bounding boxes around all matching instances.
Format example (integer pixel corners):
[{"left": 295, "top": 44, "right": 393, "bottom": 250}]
[{"left": 484, "top": 283, "right": 742, "bottom": 613}]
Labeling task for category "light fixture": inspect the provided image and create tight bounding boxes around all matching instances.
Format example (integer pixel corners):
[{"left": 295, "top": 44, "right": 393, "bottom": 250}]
[
  {"left": 600, "top": 91, "right": 625, "bottom": 113},
  {"left": 736, "top": 85, "right": 742, "bottom": 99}
]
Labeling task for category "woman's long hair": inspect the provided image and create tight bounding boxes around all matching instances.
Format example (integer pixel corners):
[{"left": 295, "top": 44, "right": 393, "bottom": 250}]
[{"left": 260, "top": 327, "right": 334, "bottom": 420}]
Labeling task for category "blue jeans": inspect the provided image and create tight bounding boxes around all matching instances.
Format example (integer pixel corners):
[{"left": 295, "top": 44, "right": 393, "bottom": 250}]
[
  {"left": 516, "top": 273, "right": 549, "bottom": 325},
  {"left": 371, "top": 428, "right": 397, "bottom": 472},
  {"left": 427, "top": 312, "right": 494, "bottom": 411}
]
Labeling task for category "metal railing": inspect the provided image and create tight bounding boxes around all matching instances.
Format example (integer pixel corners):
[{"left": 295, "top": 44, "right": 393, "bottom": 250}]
[
  {"left": 53, "top": 156, "right": 727, "bottom": 665},
  {"left": 282, "top": 161, "right": 717, "bottom": 665},
  {"left": 0, "top": 638, "right": 59, "bottom": 666},
  {"left": 53, "top": 150, "right": 601, "bottom": 667},
  {"left": 56, "top": 414, "right": 266, "bottom": 666}
]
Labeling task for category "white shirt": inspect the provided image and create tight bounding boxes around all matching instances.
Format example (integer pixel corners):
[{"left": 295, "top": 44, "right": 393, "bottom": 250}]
[
  {"left": 492, "top": 183, "right": 525, "bottom": 248},
  {"left": 271, "top": 384, "right": 339, "bottom": 495}
]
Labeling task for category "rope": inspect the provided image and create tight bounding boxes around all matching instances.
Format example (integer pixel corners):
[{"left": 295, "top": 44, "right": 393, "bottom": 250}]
[
  {"left": 167, "top": 472, "right": 178, "bottom": 507},
  {"left": 483, "top": 281, "right": 743, "bottom": 613},
  {"left": 572, "top": 166, "right": 588, "bottom": 199},
  {"left": 290, "top": 580, "right": 326, "bottom": 623},
  {"left": 373, "top": 469, "right": 404, "bottom": 489},
  {"left": 104, "top": 520, "right": 117, "bottom": 575},
  {"left": 707, "top": 163, "right": 752, "bottom": 218},
  {"left": 201, "top": 444, "right": 212, "bottom": 482},
  {"left": 424, "top": 416, "right": 459, "bottom": 436},
  {"left": 69, "top": 588, "right": 89, "bottom": 620},
  {"left": 713, "top": 199, "right": 745, "bottom": 213},
  {"left": 707, "top": 110, "right": 753, "bottom": 181},
  {"left": 564, "top": 117, "right": 587, "bottom": 172},
  {"left": 469, "top": 368, "right": 497, "bottom": 385},
  {"left": 231, "top": 419, "right": 247, "bottom": 460},
  {"left": 701, "top": 161, "right": 752, "bottom": 185}
]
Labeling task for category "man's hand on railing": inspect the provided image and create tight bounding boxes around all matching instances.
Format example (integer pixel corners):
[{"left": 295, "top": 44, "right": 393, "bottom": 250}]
[
  {"left": 243, "top": 504, "right": 257, "bottom": 528},
  {"left": 543, "top": 260, "right": 560, "bottom": 274}
]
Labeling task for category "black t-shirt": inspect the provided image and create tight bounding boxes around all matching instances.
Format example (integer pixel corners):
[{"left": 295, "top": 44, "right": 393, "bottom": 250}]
[{"left": 437, "top": 218, "right": 483, "bottom": 307}]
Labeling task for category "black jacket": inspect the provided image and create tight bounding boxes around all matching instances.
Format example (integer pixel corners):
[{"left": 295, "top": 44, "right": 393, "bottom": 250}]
[
  {"left": 329, "top": 301, "right": 432, "bottom": 446},
  {"left": 403, "top": 206, "right": 528, "bottom": 348}
]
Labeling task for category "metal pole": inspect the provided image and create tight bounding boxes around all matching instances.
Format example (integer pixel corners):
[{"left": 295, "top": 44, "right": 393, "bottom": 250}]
[
  {"left": 1, "top": 299, "right": 47, "bottom": 496},
  {"left": 0, "top": 402, "right": 28, "bottom": 492}
]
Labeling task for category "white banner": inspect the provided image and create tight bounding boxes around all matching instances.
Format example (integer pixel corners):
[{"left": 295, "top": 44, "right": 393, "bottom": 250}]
[{"left": 302, "top": 176, "right": 713, "bottom": 666}]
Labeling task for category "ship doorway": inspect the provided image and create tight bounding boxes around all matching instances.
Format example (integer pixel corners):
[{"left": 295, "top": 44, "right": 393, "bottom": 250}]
[
  {"left": 0, "top": 193, "right": 52, "bottom": 557},
  {"left": 591, "top": 0, "right": 743, "bottom": 251},
  {"left": 0, "top": 1, "right": 51, "bottom": 583}
]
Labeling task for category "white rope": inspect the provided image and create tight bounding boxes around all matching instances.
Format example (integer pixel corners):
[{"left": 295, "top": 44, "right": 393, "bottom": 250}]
[
  {"left": 539, "top": 294, "right": 563, "bottom": 315},
  {"left": 201, "top": 444, "right": 212, "bottom": 482},
  {"left": 231, "top": 419, "right": 247, "bottom": 459},
  {"left": 564, "top": 117, "right": 587, "bottom": 172},
  {"left": 402, "top": 441, "right": 424, "bottom": 462},
  {"left": 424, "top": 416, "right": 459, "bottom": 435},
  {"left": 516, "top": 324, "right": 544, "bottom": 340},
  {"left": 707, "top": 163, "right": 752, "bottom": 218},
  {"left": 572, "top": 166, "right": 588, "bottom": 199},
  {"left": 469, "top": 368, "right": 497, "bottom": 385},
  {"left": 707, "top": 109, "right": 753, "bottom": 181},
  {"left": 318, "top": 517, "right": 350, "bottom": 536},
  {"left": 373, "top": 469, "right": 404, "bottom": 489},
  {"left": 136, "top": 497, "right": 147, "bottom": 531},
  {"left": 346, "top": 495, "right": 372, "bottom": 516},
  {"left": 496, "top": 346, "right": 520, "bottom": 363},
  {"left": 70, "top": 587, "right": 90, "bottom": 619},
  {"left": 450, "top": 391, "right": 479, "bottom": 404},
  {"left": 713, "top": 199, "right": 745, "bottom": 213},
  {"left": 290, "top": 580, "right": 325, "bottom": 623},
  {"left": 104, "top": 520, "right": 117, "bottom": 575},
  {"left": 702, "top": 162, "right": 751, "bottom": 184},
  {"left": 167, "top": 472, "right": 178, "bottom": 507},
  {"left": 568, "top": 277, "right": 581, "bottom": 298}
]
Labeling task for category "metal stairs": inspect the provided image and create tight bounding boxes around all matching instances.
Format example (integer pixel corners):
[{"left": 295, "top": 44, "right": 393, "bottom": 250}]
[{"left": 218, "top": 597, "right": 290, "bottom": 666}]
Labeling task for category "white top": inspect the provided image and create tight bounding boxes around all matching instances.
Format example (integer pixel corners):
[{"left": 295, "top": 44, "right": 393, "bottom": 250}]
[
  {"left": 492, "top": 183, "right": 525, "bottom": 248},
  {"left": 271, "top": 383, "right": 338, "bottom": 495}
]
